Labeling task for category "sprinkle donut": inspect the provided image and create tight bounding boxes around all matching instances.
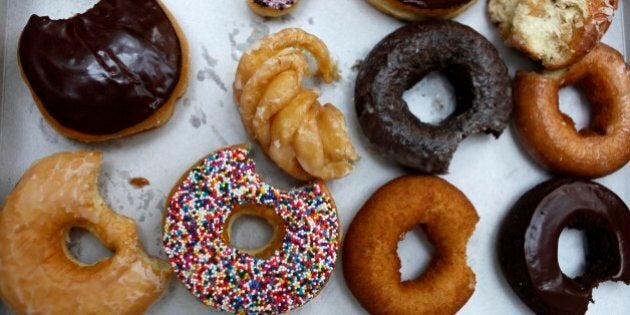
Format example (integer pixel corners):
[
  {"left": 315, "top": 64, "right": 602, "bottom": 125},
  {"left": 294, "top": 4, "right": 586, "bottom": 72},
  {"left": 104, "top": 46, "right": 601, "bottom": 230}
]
[
  {"left": 247, "top": 0, "right": 301, "bottom": 17},
  {"left": 163, "top": 146, "right": 340, "bottom": 314}
]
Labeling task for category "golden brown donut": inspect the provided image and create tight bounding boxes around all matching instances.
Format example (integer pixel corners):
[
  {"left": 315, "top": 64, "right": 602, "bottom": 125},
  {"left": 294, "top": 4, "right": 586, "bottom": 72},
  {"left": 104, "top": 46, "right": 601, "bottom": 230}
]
[
  {"left": 514, "top": 44, "right": 630, "bottom": 178},
  {"left": 0, "top": 152, "right": 171, "bottom": 314},
  {"left": 18, "top": 0, "right": 189, "bottom": 142},
  {"left": 343, "top": 176, "right": 479, "bottom": 314},
  {"left": 247, "top": 0, "right": 301, "bottom": 17},
  {"left": 365, "top": 0, "right": 478, "bottom": 21},
  {"left": 488, "top": 0, "right": 617, "bottom": 69}
]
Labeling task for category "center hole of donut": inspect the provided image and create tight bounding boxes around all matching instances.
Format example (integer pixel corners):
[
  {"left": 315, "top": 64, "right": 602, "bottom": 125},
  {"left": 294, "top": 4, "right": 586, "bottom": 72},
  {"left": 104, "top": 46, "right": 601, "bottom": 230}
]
[
  {"left": 558, "top": 228, "right": 588, "bottom": 278},
  {"left": 66, "top": 227, "right": 113, "bottom": 265},
  {"left": 397, "top": 226, "right": 435, "bottom": 282},
  {"left": 404, "top": 71, "right": 457, "bottom": 125},
  {"left": 224, "top": 204, "right": 286, "bottom": 259},
  {"left": 558, "top": 87, "right": 594, "bottom": 132}
]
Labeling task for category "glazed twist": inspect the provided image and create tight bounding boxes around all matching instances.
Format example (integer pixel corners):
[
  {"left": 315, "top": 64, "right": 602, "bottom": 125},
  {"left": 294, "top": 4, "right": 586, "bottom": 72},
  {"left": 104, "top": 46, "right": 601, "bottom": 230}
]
[{"left": 234, "top": 28, "right": 358, "bottom": 180}]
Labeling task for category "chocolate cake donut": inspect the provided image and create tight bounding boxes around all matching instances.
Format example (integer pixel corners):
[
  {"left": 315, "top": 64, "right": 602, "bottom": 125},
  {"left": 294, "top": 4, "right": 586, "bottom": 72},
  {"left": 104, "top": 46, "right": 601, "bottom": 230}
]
[
  {"left": 499, "top": 178, "right": 630, "bottom": 315},
  {"left": 355, "top": 20, "right": 512, "bottom": 174},
  {"left": 19, "top": 0, "right": 189, "bottom": 142}
]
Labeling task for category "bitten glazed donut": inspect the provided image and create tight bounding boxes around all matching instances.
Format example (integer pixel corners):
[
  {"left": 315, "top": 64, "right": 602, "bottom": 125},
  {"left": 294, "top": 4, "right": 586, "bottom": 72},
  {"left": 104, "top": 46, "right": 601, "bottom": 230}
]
[
  {"left": 365, "top": 0, "right": 477, "bottom": 21},
  {"left": 163, "top": 146, "right": 340, "bottom": 314},
  {"left": 0, "top": 152, "right": 171, "bottom": 314},
  {"left": 343, "top": 176, "right": 479, "bottom": 314},
  {"left": 18, "top": 0, "right": 189, "bottom": 142},
  {"left": 499, "top": 178, "right": 630, "bottom": 315},
  {"left": 488, "top": 0, "right": 617, "bottom": 68},
  {"left": 234, "top": 28, "right": 358, "bottom": 180},
  {"left": 247, "top": 0, "right": 301, "bottom": 17},
  {"left": 514, "top": 44, "right": 630, "bottom": 178},
  {"left": 356, "top": 20, "right": 512, "bottom": 174}
]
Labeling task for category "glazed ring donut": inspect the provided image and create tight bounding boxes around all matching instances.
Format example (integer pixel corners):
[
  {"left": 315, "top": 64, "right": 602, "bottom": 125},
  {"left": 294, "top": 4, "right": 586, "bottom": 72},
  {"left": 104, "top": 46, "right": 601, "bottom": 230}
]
[
  {"left": 365, "top": 0, "right": 478, "bottom": 21},
  {"left": 247, "top": 0, "right": 301, "bottom": 17},
  {"left": 0, "top": 152, "right": 171, "bottom": 314},
  {"left": 355, "top": 20, "right": 512, "bottom": 174},
  {"left": 163, "top": 146, "right": 341, "bottom": 314},
  {"left": 514, "top": 44, "right": 630, "bottom": 178},
  {"left": 343, "top": 176, "right": 479, "bottom": 314},
  {"left": 499, "top": 178, "right": 630, "bottom": 314},
  {"left": 18, "top": 0, "right": 189, "bottom": 142}
]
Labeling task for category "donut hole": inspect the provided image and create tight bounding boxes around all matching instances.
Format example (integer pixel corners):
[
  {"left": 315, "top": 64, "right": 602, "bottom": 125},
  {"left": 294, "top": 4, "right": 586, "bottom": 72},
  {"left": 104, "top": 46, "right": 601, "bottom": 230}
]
[
  {"left": 558, "top": 87, "right": 600, "bottom": 134},
  {"left": 397, "top": 225, "right": 435, "bottom": 282},
  {"left": 223, "top": 204, "right": 286, "bottom": 259},
  {"left": 404, "top": 67, "right": 474, "bottom": 126},
  {"left": 65, "top": 227, "right": 113, "bottom": 265},
  {"left": 404, "top": 71, "right": 457, "bottom": 125},
  {"left": 558, "top": 227, "right": 588, "bottom": 279}
]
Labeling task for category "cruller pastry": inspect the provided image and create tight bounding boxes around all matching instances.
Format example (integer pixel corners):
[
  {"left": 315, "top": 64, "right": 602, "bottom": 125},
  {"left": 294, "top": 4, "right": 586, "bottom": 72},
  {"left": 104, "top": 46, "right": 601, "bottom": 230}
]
[
  {"left": 0, "top": 151, "right": 171, "bottom": 314},
  {"left": 234, "top": 28, "right": 358, "bottom": 181},
  {"left": 18, "top": 0, "right": 189, "bottom": 142}
]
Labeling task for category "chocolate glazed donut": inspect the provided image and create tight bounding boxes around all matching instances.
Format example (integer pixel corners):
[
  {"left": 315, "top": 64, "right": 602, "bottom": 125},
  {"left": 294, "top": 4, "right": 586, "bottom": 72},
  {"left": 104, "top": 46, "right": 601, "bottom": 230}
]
[
  {"left": 355, "top": 20, "right": 512, "bottom": 174},
  {"left": 19, "top": 0, "right": 186, "bottom": 139},
  {"left": 498, "top": 178, "right": 630, "bottom": 315}
]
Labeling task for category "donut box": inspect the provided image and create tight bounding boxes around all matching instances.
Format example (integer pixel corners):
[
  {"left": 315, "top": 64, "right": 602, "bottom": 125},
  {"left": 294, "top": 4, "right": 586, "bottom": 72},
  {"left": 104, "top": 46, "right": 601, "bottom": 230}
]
[{"left": 0, "top": 0, "right": 628, "bottom": 314}]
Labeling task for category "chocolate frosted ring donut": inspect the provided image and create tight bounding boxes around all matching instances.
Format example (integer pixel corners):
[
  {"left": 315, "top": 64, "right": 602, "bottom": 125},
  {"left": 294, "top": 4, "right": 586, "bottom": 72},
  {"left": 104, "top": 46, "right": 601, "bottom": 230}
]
[
  {"left": 365, "top": 0, "right": 478, "bottom": 21},
  {"left": 499, "top": 178, "right": 630, "bottom": 315},
  {"left": 355, "top": 20, "right": 512, "bottom": 174}
]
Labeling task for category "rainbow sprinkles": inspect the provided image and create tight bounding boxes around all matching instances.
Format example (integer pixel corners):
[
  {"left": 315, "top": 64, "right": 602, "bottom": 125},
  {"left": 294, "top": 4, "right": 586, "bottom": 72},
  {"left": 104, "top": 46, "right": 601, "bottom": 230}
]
[{"left": 163, "top": 147, "right": 340, "bottom": 314}]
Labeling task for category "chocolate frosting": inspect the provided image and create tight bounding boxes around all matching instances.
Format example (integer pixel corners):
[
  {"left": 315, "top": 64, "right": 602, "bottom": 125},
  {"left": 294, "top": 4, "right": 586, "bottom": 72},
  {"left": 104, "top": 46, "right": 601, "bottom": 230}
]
[
  {"left": 355, "top": 20, "right": 512, "bottom": 174},
  {"left": 499, "top": 178, "right": 630, "bottom": 315},
  {"left": 19, "top": 0, "right": 183, "bottom": 135}
]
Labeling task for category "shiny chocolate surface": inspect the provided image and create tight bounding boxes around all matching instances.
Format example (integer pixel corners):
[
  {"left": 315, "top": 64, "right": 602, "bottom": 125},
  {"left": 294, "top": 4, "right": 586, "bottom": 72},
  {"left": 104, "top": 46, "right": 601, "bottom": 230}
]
[{"left": 19, "top": 0, "right": 183, "bottom": 135}]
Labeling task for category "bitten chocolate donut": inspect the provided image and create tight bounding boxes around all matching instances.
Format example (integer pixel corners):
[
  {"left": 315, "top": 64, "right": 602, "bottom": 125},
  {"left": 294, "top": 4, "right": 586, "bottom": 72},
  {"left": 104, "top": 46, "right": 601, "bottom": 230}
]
[
  {"left": 365, "top": 0, "right": 477, "bottom": 21},
  {"left": 19, "top": 0, "right": 189, "bottom": 142},
  {"left": 344, "top": 176, "right": 479, "bottom": 314},
  {"left": 499, "top": 178, "right": 630, "bottom": 315},
  {"left": 247, "top": 0, "right": 301, "bottom": 17},
  {"left": 355, "top": 20, "right": 512, "bottom": 174},
  {"left": 163, "top": 146, "right": 340, "bottom": 314},
  {"left": 514, "top": 44, "right": 630, "bottom": 178},
  {"left": 0, "top": 152, "right": 171, "bottom": 314}
]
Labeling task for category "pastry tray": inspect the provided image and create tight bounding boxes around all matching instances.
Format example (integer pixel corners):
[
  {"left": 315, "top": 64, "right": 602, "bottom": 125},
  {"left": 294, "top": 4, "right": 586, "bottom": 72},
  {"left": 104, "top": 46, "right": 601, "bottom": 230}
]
[{"left": 0, "top": 0, "right": 628, "bottom": 314}]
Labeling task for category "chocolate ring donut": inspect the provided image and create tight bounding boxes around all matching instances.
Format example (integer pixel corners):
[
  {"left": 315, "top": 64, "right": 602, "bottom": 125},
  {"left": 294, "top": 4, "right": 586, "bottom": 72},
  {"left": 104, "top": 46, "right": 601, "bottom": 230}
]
[
  {"left": 355, "top": 20, "right": 512, "bottom": 174},
  {"left": 499, "top": 178, "right": 630, "bottom": 315}
]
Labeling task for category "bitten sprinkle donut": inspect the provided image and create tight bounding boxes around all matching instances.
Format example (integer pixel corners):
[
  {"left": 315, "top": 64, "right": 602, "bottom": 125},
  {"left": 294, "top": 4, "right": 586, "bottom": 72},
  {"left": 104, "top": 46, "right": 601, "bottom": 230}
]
[
  {"left": 163, "top": 146, "right": 340, "bottom": 314},
  {"left": 514, "top": 44, "right": 630, "bottom": 178},
  {"left": 18, "top": 0, "right": 189, "bottom": 142},
  {"left": 343, "top": 176, "right": 479, "bottom": 314},
  {"left": 355, "top": 20, "right": 512, "bottom": 174},
  {"left": 499, "top": 178, "right": 630, "bottom": 315},
  {"left": 365, "top": 0, "right": 478, "bottom": 21},
  {"left": 247, "top": 0, "right": 301, "bottom": 17},
  {"left": 0, "top": 152, "right": 171, "bottom": 314}
]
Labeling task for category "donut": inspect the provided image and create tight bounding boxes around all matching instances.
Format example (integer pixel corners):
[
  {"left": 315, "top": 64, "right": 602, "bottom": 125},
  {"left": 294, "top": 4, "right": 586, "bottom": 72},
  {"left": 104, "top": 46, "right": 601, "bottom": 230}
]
[
  {"left": 343, "top": 176, "right": 479, "bottom": 314},
  {"left": 365, "top": 0, "right": 478, "bottom": 21},
  {"left": 355, "top": 20, "right": 512, "bottom": 174},
  {"left": 513, "top": 44, "right": 630, "bottom": 178},
  {"left": 247, "top": 0, "right": 301, "bottom": 17},
  {"left": 18, "top": 0, "right": 189, "bottom": 142},
  {"left": 162, "top": 146, "right": 340, "bottom": 313},
  {"left": 0, "top": 152, "right": 171, "bottom": 314},
  {"left": 498, "top": 178, "right": 630, "bottom": 315},
  {"left": 234, "top": 28, "right": 358, "bottom": 180},
  {"left": 488, "top": 0, "right": 617, "bottom": 68}
]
